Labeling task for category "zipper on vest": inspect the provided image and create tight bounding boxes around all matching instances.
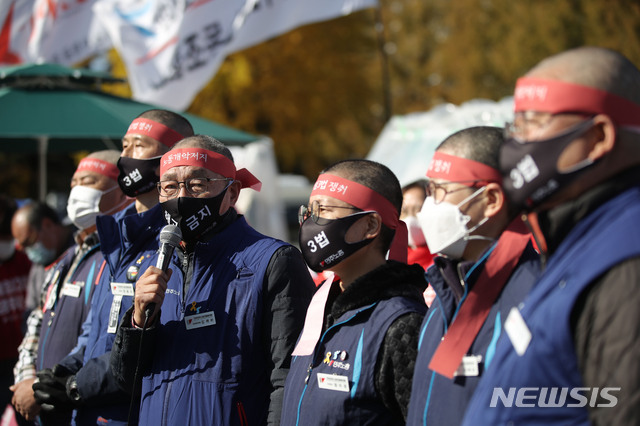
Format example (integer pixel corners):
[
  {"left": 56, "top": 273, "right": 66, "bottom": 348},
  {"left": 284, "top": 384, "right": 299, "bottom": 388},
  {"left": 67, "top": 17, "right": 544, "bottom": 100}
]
[
  {"left": 180, "top": 249, "right": 195, "bottom": 311},
  {"left": 304, "top": 363, "right": 313, "bottom": 384},
  {"left": 456, "top": 262, "right": 466, "bottom": 291}
]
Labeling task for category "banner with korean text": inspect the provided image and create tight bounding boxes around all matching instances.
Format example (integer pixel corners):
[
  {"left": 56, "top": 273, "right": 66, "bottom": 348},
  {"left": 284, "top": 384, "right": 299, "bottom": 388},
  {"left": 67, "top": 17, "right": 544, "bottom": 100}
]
[{"left": 95, "top": 0, "right": 378, "bottom": 110}]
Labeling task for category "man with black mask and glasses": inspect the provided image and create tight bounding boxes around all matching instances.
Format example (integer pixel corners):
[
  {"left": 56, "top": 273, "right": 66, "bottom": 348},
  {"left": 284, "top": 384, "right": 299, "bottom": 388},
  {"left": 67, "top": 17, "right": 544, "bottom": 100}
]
[
  {"left": 110, "top": 135, "right": 314, "bottom": 426},
  {"left": 463, "top": 47, "right": 640, "bottom": 426},
  {"left": 280, "top": 159, "right": 428, "bottom": 425},
  {"left": 35, "top": 110, "right": 194, "bottom": 425}
]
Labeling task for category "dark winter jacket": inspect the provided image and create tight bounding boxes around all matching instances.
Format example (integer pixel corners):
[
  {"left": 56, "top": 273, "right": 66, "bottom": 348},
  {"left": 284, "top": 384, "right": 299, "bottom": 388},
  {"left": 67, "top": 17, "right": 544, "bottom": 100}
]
[{"left": 38, "top": 233, "right": 102, "bottom": 371}]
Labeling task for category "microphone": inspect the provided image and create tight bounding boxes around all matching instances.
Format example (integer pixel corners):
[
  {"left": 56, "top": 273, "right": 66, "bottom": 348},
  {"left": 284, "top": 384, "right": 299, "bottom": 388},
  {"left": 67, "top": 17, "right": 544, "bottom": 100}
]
[{"left": 144, "top": 225, "right": 182, "bottom": 319}]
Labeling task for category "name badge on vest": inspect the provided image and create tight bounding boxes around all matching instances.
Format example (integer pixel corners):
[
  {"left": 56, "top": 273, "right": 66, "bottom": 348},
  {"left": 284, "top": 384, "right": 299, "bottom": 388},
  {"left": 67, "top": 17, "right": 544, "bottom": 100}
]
[
  {"left": 454, "top": 355, "right": 482, "bottom": 377},
  {"left": 111, "top": 282, "right": 134, "bottom": 297},
  {"left": 107, "top": 295, "right": 123, "bottom": 334},
  {"left": 185, "top": 311, "right": 216, "bottom": 330},
  {"left": 61, "top": 282, "right": 83, "bottom": 298},
  {"left": 317, "top": 373, "right": 350, "bottom": 392},
  {"left": 108, "top": 283, "right": 133, "bottom": 334},
  {"left": 505, "top": 307, "right": 532, "bottom": 356}
]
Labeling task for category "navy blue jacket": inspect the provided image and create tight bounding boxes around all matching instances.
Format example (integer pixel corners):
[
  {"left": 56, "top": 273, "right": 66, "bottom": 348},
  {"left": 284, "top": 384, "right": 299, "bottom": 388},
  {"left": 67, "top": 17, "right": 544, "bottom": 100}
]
[
  {"left": 37, "top": 234, "right": 102, "bottom": 371},
  {"left": 462, "top": 185, "right": 640, "bottom": 425},
  {"left": 406, "top": 242, "right": 539, "bottom": 426},
  {"left": 111, "top": 215, "right": 315, "bottom": 425},
  {"left": 59, "top": 204, "right": 164, "bottom": 425}
]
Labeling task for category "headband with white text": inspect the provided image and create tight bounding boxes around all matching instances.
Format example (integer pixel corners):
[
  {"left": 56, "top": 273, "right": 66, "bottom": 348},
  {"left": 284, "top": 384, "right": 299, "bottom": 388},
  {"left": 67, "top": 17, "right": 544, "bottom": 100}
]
[
  {"left": 126, "top": 118, "right": 184, "bottom": 148},
  {"left": 160, "top": 148, "right": 261, "bottom": 191},
  {"left": 514, "top": 77, "right": 640, "bottom": 127},
  {"left": 311, "top": 173, "right": 407, "bottom": 262},
  {"left": 76, "top": 158, "right": 119, "bottom": 181}
]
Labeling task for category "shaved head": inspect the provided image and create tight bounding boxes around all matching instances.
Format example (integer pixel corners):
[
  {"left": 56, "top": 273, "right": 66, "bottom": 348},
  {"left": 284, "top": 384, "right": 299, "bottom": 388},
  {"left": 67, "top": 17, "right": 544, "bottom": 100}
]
[{"left": 526, "top": 46, "right": 640, "bottom": 105}]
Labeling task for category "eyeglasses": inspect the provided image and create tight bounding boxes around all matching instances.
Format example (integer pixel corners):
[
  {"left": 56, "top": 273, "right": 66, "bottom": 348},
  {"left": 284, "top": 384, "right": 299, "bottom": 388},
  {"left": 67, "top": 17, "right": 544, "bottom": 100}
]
[
  {"left": 298, "top": 200, "right": 360, "bottom": 225},
  {"left": 426, "top": 180, "right": 482, "bottom": 204},
  {"left": 504, "top": 111, "right": 593, "bottom": 141},
  {"left": 157, "top": 177, "right": 232, "bottom": 199}
]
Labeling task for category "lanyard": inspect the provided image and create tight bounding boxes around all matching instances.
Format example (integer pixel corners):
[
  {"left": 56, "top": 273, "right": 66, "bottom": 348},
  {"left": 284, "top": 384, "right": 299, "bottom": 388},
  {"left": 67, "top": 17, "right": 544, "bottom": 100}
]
[{"left": 428, "top": 218, "right": 532, "bottom": 379}]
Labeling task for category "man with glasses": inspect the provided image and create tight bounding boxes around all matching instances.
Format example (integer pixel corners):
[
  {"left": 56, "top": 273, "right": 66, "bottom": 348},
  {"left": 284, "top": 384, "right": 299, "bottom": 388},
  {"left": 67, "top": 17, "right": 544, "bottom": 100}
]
[
  {"left": 281, "top": 159, "right": 427, "bottom": 425},
  {"left": 463, "top": 47, "right": 640, "bottom": 426},
  {"left": 110, "top": 135, "right": 314, "bottom": 426},
  {"left": 406, "top": 126, "right": 540, "bottom": 426},
  {"left": 32, "top": 110, "right": 194, "bottom": 425}
]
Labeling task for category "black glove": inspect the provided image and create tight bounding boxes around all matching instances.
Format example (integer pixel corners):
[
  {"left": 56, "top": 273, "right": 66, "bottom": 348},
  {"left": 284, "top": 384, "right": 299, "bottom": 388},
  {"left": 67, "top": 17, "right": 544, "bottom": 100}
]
[{"left": 33, "top": 364, "right": 77, "bottom": 412}]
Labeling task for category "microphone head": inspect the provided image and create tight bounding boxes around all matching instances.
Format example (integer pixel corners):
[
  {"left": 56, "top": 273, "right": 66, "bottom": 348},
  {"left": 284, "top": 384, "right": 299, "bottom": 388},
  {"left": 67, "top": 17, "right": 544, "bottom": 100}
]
[{"left": 159, "top": 224, "right": 182, "bottom": 247}]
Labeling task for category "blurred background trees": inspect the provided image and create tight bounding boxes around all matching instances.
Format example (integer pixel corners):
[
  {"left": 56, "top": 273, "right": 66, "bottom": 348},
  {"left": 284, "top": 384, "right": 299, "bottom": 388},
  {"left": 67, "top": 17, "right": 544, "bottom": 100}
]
[
  {"left": 186, "top": 0, "right": 640, "bottom": 180},
  {"left": 7, "top": 0, "right": 640, "bottom": 198}
]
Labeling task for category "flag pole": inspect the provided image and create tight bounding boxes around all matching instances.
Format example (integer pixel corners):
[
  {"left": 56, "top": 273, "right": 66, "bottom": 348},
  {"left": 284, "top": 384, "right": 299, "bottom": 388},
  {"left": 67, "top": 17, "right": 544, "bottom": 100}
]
[{"left": 374, "top": 5, "right": 392, "bottom": 123}]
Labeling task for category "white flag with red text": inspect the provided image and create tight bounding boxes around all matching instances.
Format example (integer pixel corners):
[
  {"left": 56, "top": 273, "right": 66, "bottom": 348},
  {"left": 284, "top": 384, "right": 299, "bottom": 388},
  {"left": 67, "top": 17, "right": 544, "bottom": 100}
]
[
  {"left": 0, "top": 0, "right": 111, "bottom": 66},
  {"left": 95, "top": 0, "right": 378, "bottom": 110}
]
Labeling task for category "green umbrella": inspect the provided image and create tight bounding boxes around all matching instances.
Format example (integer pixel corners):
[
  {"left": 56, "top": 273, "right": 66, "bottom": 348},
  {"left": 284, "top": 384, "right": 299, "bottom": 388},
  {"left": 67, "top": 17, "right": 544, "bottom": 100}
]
[{"left": 0, "top": 63, "right": 258, "bottom": 199}]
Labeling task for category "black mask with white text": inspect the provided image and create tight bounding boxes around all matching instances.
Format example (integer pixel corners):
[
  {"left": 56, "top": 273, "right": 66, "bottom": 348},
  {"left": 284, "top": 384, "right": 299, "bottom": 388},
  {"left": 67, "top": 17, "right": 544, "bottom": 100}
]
[
  {"left": 299, "top": 212, "right": 374, "bottom": 272},
  {"left": 161, "top": 190, "right": 228, "bottom": 243},
  {"left": 500, "top": 118, "right": 597, "bottom": 211},
  {"left": 117, "top": 156, "right": 161, "bottom": 197}
]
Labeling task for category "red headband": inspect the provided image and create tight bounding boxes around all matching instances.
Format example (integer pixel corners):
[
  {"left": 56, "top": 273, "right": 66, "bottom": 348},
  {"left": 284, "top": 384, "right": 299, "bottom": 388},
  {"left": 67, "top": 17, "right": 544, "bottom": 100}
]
[
  {"left": 311, "top": 173, "right": 407, "bottom": 263},
  {"left": 426, "top": 151, "right": 502, "bottom": 184},
  {"left": 514, "top": 77, "right": 640, "bottom": 127},
  {"left": 126, "top": 118, "right": 184, "bottom": 147},
  {"left": 160, "top": 148, "right": 262, "bottom": 191},
  {"left": 76, "top": 158, "right": 119, "bottom": 181}
]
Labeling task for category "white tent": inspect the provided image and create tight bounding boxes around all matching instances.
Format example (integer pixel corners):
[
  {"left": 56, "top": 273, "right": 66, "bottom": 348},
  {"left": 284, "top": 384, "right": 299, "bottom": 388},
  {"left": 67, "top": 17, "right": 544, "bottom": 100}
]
[
  {"left": 366, "top": 97, "right": 515, "bottom": 187},
  {"left": 230, "top": 137, "right": 289, "bottom": 242}
]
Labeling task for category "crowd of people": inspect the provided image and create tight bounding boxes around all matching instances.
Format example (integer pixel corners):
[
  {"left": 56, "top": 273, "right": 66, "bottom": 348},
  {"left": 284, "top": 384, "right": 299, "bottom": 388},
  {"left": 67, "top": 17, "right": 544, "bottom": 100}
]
[{"left": 0, "top": 45, "right": 637, "bottom": 425}]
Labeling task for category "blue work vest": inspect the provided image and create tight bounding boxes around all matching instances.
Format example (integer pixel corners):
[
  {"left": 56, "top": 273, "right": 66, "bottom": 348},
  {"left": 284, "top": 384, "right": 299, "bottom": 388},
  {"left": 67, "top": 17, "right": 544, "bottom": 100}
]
[
  {"left": 37, "top": 240, "right": 102, "bottom": 371},
  {"left": 406, "top": 244, "right": 539, "bottom": 426},
  {"left": 74, "top": 204, "right": 165, "bottom": 425},
  {"left": 462, "top": 186, "right": 640, "bottom": 425},
  {"left": 281, "top": 285, "right": 426, "bottom": 426},
  {"left": 138, "top": 217, "right": 285, "bottom": 426},
  {"left": 86, "top": 204, "right": 163, "bottom": 360}
]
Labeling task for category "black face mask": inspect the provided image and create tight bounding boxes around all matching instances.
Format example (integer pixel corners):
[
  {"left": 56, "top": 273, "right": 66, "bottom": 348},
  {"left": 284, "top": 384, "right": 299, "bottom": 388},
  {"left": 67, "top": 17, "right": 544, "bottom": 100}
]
[
  {"left": 299, "top": 212, "right": 374, "bottom": 273},
  {"left": 117, "top": 156, "right": 161, "bottom": 197},
  {"left": 500, "top": 118, "right": 596, "bottom": 211},
  {"left": 160, "top": 190, "right": 228, "bottom": 243}
]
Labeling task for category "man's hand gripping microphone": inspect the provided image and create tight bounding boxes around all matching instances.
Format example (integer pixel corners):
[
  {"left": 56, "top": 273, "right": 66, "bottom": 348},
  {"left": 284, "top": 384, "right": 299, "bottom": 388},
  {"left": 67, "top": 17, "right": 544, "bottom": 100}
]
[{"left": 144, "top": 224, "right": 182, "bottom": 320}]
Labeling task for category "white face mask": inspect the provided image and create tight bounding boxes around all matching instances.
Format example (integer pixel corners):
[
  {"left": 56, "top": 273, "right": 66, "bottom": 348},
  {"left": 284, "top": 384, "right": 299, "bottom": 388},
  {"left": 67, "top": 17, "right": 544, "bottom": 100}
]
[
  {"left": 66, "top": 185, "right": 120, "bottom": 231},
  {"left": 0, "top": 240, "right": 15, "bottom": 261},
  {"left": 416, "top": 186, "right": 488, "bottom": 259},
  {"left": 404, "top": 215, "right": 427, "bottom": 248}
]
